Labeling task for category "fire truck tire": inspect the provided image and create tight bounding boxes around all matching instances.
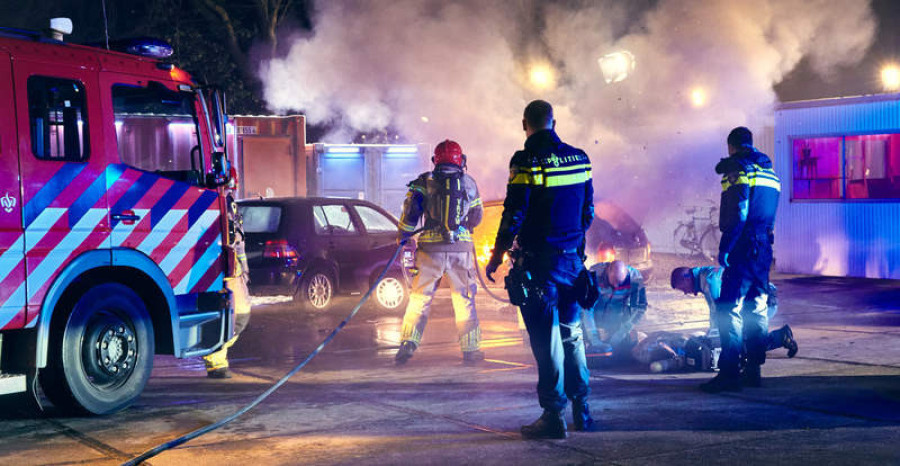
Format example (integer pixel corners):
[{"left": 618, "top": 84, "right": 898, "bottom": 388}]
[
  {"left": 370, "top": 272, "right": 409, "bottom": 312},
  {"left": 294, "top": 270, "right": 334, "bottom": 311},
  {"left": 40, "top": 283, "right": 154, "bottom": 415}
]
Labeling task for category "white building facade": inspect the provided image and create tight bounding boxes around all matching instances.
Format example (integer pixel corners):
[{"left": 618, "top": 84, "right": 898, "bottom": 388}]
[{"left": 775, "top": 95, "right": 900, "bottom": 279}]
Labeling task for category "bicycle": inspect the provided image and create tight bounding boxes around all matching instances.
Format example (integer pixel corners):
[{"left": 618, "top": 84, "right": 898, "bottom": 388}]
[{"left": 673, "top": 205, "right": 720, "bottom": 262}]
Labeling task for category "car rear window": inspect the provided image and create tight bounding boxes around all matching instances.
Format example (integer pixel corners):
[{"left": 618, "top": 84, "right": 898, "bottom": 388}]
[
  {"left": 240, "top": 205, "right": 282, "bottom": 233},
  {"left": 355, "top": 205, "right": 397, "bottom": 233}
]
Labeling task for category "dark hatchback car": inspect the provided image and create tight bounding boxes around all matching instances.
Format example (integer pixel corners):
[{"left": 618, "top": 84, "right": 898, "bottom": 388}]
[{"left": 237, "top": 197, "right": 416, "bottom": 311}]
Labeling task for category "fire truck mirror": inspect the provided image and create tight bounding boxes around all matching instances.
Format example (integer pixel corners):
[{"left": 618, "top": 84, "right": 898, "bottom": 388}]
[
  {"left": 208, "top": 88, "right": 227, "bottom": 150},
  {"left": 206, "top": 151, "right": 229, "bottom": 187}
]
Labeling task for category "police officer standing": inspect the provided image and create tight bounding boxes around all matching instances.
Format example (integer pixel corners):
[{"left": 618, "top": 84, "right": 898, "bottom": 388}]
[
  {"left": 702, "top": 126, "right": 781, "bottom": 393},
  {"left": 486, "top": 100, "right": 595, "bottom": 439},
  {"left": 395, "top": 140, "right": 484, "bottom": 365}
]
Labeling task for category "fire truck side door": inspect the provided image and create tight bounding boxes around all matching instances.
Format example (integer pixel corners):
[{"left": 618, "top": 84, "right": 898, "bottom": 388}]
[
  {"left": 13, "top": 57, "right": 111, "bottom": 321},
  {"left": 0, "top": 50, "right": 27, "bottom": 330},
  {"left": 102, "top": 73, "right": 224, "bottom": 296}
]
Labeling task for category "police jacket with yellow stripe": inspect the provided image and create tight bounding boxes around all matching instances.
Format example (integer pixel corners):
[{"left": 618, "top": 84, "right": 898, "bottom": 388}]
[
  {"left": 715, "top": 148, "right": 781, "bottom": 255},
  {"left": 398, "top": 164, "right": 483, "bottom": 252},
  {"left": 493, "top": 129, "right": 594, "bottom": 257}
]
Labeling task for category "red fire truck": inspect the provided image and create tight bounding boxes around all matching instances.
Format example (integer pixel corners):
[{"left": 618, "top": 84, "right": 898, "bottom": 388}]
[{"left": 0, "top": 21, "right": 234, "bottom": 414}]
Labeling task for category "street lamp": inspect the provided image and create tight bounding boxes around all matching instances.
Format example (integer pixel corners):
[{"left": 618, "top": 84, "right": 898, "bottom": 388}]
[
  {"left": 690, "top": 87, "right": 707, "bottom": 108},
  {"left": 881, "top": 65, "right": 900, "bottom": 92},
  {"left": 529, "top": 64, "right": 556, "bottom": 90},
  {"left": 598, "top": 51, "right": 636, "bottom": 84}
]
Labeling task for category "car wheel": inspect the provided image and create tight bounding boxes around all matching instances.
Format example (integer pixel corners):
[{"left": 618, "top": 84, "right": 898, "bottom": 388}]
[
  {"left": 372, "top": 272, "right": 409, "bottom": 312},
  {"left": 295, "top": 270, "right": 334, "bottom": 311},
  {"left": 40, "top": 283, "right": 154, "bottom": 415}
]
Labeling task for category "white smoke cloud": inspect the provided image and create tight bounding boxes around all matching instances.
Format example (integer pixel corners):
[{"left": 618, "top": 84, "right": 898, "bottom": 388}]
[{"left": 260, "top": 0, "right": 876, "bottom": 250}]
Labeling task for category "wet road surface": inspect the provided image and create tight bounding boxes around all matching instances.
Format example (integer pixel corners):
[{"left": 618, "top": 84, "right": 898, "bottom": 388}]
[{"left": 2, "top": 255, "right": 899, "bottom": 465}]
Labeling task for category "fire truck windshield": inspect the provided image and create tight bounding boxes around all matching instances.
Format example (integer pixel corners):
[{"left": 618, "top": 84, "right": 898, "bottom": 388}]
[{"left": 112, "top": 82, "right": 203, "bottom": 178}]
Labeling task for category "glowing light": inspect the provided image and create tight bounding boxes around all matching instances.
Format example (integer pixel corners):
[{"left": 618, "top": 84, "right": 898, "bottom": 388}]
[
  {"left": 420, "top": 116, "right": 429, "bottom": 123},
  {"left": 325, "top": 146, "right": 360, "bottom": 154},
  {"left": 881, "top": 65, "right": 900, "bottom": 91},
  {"left": 386, "top": 146, "right": 418, "bottom": 154},
  {"left": 690, "top": 87, "right": 707, "bottom": 107},
  {"left": 598, "top": 51, "right": 636, "bottom": 84},
  {"left": 529, "top": 64, "right": 556, "bottom": 90},
  {"left": 167, "top": 122, "right": 196, "bottom": 130}
]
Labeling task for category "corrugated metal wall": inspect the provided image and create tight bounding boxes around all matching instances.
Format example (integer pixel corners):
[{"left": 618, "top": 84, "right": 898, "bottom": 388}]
[{"left": 775, "top": 96, "right": 900, "bottom": 279}]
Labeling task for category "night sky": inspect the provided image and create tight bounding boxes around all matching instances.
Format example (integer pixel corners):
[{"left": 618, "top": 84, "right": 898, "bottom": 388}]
[{"left": 775, "top": 0, "right": 900, "bottom": 101}]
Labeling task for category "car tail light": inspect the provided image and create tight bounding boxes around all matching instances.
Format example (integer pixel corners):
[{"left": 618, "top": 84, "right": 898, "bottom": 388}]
[{"left": 263, "top": 239, "right": 298, "bottom": 259}]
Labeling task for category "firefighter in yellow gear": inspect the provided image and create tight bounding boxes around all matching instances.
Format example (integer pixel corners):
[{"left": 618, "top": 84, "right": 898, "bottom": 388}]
[
  {"left": 203, "top": 195, "right": 251, "bottom": 378},
  {"left": 395, "top": 140, "right": 485, "bottom": 365}
]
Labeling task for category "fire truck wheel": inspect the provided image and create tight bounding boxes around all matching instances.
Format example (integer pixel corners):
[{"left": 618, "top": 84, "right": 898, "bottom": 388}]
[
  {"left": 41, "top": 283, "right": 154, "bottom": 415},
  {"left": 371, "top": 272, "right": 409, "bottom": 312},
  {"left": 295, "top": 270, "right": 334, "bottom": 311}
]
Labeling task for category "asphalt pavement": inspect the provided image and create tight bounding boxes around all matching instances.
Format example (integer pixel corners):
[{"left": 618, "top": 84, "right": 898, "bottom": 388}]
[{"left": 1, "top": 254, "right": 899, "bottom": 465}]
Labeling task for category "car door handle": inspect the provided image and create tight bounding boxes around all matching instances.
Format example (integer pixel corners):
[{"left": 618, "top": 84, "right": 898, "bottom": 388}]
[{"left": 112, "top": 210, "right": 141, "bottom": 225}]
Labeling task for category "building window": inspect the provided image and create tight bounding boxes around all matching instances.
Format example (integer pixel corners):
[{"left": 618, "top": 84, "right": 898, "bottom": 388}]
[
  {"left": 792, "top": 133, "right": 900, "bottom": 201},
  {"left": 792, "top": 137, "right": 842, "bottom": 199},
  {"left": 845, "top": 134, "right": 900, "bottom": 199},
  {"left": 27, "top": 76, "right": 89, "bottom": 161}
]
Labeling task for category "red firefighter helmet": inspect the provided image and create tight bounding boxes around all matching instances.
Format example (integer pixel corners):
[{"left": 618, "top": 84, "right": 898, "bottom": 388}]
[{"left": 433, "top": 140, "right": 465, "bottom": 167}]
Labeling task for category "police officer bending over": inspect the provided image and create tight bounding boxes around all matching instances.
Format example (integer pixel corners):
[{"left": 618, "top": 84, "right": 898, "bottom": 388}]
[
  {"left": 487, "top": 100, "right": 596, "bottom": 439},
  {"left": 702, "top": 126, "right": 781, "bottom": 393}
]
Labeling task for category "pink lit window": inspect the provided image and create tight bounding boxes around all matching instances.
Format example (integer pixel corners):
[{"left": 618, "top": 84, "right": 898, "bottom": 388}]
[
  {"left": 792, "top": 137, "right": 842, "bottom": 199},
  {"left": 844, "top": 134, "right": 900, "bottom": 199}
]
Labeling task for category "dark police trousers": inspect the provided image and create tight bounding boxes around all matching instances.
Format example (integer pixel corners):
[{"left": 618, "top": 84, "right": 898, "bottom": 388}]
[
  {"left": 520, "top": 251, "right": 590, "bottom": 412},
  {"left": 716, "top": 230, "right": 773, "bottom": 377}
]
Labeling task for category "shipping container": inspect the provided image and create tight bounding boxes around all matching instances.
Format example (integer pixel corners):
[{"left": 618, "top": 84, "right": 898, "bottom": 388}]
[
  {"left": 308, "top": 143, "right": 429, "bottom": 218},
  {"left": 774, "top": 94, "right": 900, "bottom": 279},
  {"left": 228, "top": 115, "right": 307, "bottom": 199},
  {"left": 227, "top": 117, "right": 429, "bottom": 218}
]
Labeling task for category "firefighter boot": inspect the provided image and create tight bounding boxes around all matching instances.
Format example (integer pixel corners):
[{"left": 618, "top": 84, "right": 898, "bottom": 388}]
[
  {"left": 207, "top": 368, "right": 232, "bottom": 379},
  {"left": 395, "top": 341, "right": 417, "bottom": 365},
  {"left": 700, "top": 372, "right": 742, "bottom": 393},
  {"left": 572, "top": 399, "right": 597, "bottom": 432},
  {"left": 521, "top": 410, "right": 568, "bottom": 439},
  {"left": 782, "top": 325, "right": 799, "bottom": 358},
  {"left": 742, "top": 364, "right": 762, "bottom": 388}
]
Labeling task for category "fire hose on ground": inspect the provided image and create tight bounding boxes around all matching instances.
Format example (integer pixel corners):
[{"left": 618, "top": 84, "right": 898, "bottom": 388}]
[{"left": 122, "top": 242, "right": 408, "bottom": 466}]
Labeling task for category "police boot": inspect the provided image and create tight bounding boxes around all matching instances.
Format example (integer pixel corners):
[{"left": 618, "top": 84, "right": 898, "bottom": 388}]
[
  {"left": 521, "top": 410, "right": 567, "bottom": 439},
  {"left": 395, "top": 341, "right": 417, "bottom": 365},
  {"left": 700, "top": 372, "right": 742, "bottom": 393},
  {"left": 742, "top": 364, "right": 762, "bottom": 388},
  {"left": 572, "top": 399, "right": 597, "bottom": 432},
  {"left": 462, "top": 349, "right": 485, "bottom": 364},
  {"left": 781, "top": 325, "right": 798, "bottom": 358}
]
